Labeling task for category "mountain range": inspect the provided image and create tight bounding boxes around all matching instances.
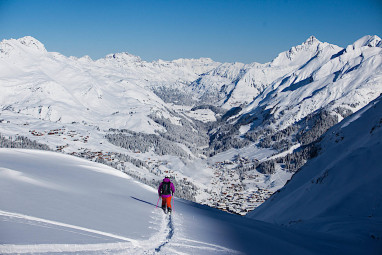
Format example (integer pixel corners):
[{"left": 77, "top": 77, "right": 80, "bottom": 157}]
[{"left": 0, "top": 34, "right": 381, "bottom": 215}]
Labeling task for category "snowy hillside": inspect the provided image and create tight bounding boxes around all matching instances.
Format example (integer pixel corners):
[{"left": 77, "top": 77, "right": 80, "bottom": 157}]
[
  {"left": 1, "top": 35, "right": 382, "bottom": 215},
  {"left": 1, "top": 148, "right": 380, "bottom": 254},
  {"left": 248, "top": 95, "right": 382, "bottom": 248}
]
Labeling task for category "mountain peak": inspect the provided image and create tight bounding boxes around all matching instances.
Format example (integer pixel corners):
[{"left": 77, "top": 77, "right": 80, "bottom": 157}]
[
  {"left": 17, "top": 36, "right": 47, "bottom": 52},
  {"left": 352, "top": 35, "right": 382, "bottom": 48},
  {"left": 78, "top": 55, "right": 93, "bottom": 62},
  {"left": 303, "top": 35, "right": 320, "bottom": 46},
  {"left": 0, "top": 36, "right": 47, "bottom": 56},
  {"left": 293, "top": 35, "right": 322, "bottom": 51},
  {"left": 271, "top": 35, "right": 323, "bottom": 66},
  {"left": 104, "top": 52, "right": 142, "bottom": 63}
]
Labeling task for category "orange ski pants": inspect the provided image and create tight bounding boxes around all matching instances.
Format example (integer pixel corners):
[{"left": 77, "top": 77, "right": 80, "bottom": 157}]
[{"left": 161, "top": 196, "right": 172, "bottom": 208}]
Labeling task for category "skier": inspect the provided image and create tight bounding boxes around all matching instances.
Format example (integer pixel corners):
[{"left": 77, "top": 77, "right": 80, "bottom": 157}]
[{"left": 158, "top": 176, "right": 175, "bottom": 213}]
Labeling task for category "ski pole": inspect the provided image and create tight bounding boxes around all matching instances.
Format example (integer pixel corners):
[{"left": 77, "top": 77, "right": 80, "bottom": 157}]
[
  {"left": 171, "top": 195, "right": 174, "bottom": 213},
  {"left": 156, "top": 197, "right": 160, "bottom": 208}
]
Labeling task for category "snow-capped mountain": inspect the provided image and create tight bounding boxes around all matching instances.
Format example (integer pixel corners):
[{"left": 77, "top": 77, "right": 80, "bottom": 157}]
[
  {"left": 0, "top": 36, "right": 219, "bottom": 133},
  {"left": 243, "top": 34, "right": 382, "bottom": 130},
  {"left": 187, "top": 36, "right": 342, "bottom": 108},
  {"left": 204, "top": 34, "right": 382, "bottom": 169},
  {"left": 191, "top": 35, "right": 382, "bottom": 128},
  {"left": 0, "top": 35, "right": 381, "bottom": 216},
  {"left": 1, "top": 35, "right": 381, "bottom": 131}
]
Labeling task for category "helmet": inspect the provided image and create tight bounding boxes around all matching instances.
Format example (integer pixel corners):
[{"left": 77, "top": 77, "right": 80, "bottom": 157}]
[{"left": 165, "top": 175, "right": 170, "bottom": 179}]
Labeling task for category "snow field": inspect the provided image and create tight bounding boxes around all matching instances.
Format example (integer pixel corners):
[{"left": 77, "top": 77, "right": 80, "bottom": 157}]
[
  {"left": 1, "top": 147, "right": 381, "bottom": 254},
  {"left": 0, "top": 149, "right": 243, "bottom": 254}
]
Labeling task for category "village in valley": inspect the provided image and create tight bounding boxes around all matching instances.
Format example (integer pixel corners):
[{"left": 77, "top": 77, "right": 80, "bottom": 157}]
[
  {"left": 26, "top": 124, "right": 278, "bottom": 216},
  {"left": 30, "top": 128, "right": 89, "bottom": 148},
  {"left": 200, "top": 155, "right": 275, "bottom": 215}
]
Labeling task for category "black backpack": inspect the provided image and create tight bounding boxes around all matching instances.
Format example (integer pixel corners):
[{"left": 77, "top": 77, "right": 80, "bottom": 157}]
[{"left": 161, "top": 182, "right": 171, "bottom": 195}]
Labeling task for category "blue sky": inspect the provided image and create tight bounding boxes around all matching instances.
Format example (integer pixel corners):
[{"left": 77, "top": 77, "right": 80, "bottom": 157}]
[{"left": 0, "top": 0, "right": 381, "bottom": 63}]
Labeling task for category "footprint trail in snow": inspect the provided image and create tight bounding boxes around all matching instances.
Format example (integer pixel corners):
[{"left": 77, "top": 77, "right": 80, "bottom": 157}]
[{"left": 154, "top": 213, "right": 174, "bottom": 253}]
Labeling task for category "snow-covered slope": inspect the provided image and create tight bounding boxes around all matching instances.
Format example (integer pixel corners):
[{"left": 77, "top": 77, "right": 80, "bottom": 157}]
[
  {"left": 1, "top": 148, "right": 380, "bottom": 254},
  {"left": 0, "top": 149, "right": 241, "bottom": 254},
  {"left": 247, "top": 95, "right": 382, "bottom": 245}
]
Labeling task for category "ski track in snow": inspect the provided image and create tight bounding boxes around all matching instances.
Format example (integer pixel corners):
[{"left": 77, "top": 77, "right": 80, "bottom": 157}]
[
  {"left": 155, "top": 211, "right": 242, "bottom": 255},
  {"left": 0, "top": 209, "right": 240, "bottom": 254},
  {"left": 0, "top": 210, "right": 139, "bottom": 244},
  {"left": 154, "top": 213, "right": 174, "bottom": 253}
]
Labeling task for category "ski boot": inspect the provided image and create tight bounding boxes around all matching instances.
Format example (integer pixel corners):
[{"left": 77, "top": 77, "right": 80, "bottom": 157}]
[
  {"left": 162, "top": 205, "right": 167, "bottom": 214},
  {"left": 167, "top": 207, "right": 172, "bottom": 214}
]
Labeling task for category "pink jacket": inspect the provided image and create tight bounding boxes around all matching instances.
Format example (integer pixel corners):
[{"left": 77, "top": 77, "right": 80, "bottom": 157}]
[{"left": 158, "top": 178, "right": 175, "bottom": 198}]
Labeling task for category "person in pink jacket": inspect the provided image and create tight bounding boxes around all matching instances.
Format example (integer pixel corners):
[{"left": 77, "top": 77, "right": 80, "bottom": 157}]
[{"left": 158, "top": 176, "right": 175, "bottom": 213}]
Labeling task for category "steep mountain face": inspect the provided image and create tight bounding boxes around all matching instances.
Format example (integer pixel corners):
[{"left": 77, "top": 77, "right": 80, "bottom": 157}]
[
  {"left": 247, "top": 95, "right": 382, "bottom": 243},
  {"left": 0, "top": 35, "right": 381, "bottom": 215},
  {"left": 204, "top": 35, "right": 382, "bottom": 165}
]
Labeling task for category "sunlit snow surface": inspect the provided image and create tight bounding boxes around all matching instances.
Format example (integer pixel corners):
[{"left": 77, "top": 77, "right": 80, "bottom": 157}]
[{"left": 0, "top": 148, "right": 380, "bottom": 254}]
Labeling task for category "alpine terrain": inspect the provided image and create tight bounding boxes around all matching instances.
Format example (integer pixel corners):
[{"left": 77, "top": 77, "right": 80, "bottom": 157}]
[{"left": 0, "top": 35, "right": 381, "bottom": 254}]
